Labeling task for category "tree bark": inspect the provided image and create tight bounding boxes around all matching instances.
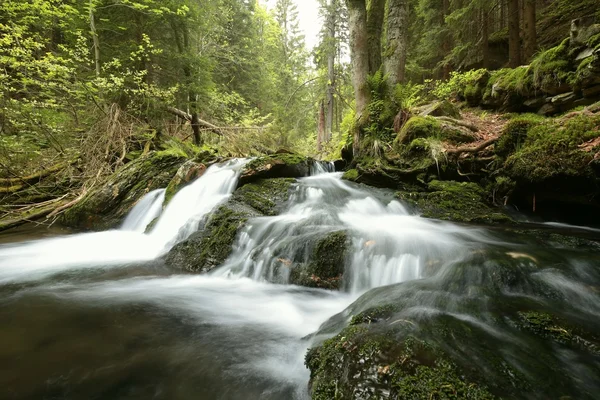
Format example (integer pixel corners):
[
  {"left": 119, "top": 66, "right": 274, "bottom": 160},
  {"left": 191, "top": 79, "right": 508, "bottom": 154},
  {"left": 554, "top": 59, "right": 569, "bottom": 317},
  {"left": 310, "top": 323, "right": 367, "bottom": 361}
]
[
  {"left": 89, "top": 0, "right": 100, "bottom": 77},
  {"left": 318, "top": 100, "right": 326, "bottom": 152},
  {"left": 166, "top": 107, "right": 222, "bottom": 137},
  {"left": 326, "top": 0, "right": 336, "bottom": 141},
  {"left": 508, "top": 0, "right": 521, "bottom": 67},
  {"left": 482, "top": 7, "right": 490, "bottom": 69},
  {"left": 384, "top": 0, "right": 409, "bottom": 88},
  {"left": 441, "top": 0, "right": 452, "bottom": 79},
  {"left": 366, "top": 0, "right": 385, "bottom": 74},
  {"left": 523, "top": 0, "right": 537, "bottom": 61},
  {"left": 346, "top": 0, "right": 370, "bottom": 155}
]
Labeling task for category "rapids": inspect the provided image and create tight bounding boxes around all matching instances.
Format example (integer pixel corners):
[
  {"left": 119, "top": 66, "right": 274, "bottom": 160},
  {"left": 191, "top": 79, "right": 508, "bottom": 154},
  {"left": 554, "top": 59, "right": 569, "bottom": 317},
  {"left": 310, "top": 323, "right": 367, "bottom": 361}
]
[{"left": 0, "top": 159, "right": 599, "bottom": 399}]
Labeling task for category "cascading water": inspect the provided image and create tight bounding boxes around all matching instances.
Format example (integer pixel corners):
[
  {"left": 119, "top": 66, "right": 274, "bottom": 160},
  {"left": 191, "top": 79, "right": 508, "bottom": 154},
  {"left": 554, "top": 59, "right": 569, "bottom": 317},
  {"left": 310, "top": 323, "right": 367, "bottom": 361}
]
[
  {"left": 1, "top": 159, "right": 599, "bottom": 399},
  {"left": 120, "top": 188, "right": 166, "bottom": 232},
  {"left": 216, "top": 171, "right": 490, "bottom": 293},
  {"left": 0, "top": 159, "right": 248, "bottom": 283}
]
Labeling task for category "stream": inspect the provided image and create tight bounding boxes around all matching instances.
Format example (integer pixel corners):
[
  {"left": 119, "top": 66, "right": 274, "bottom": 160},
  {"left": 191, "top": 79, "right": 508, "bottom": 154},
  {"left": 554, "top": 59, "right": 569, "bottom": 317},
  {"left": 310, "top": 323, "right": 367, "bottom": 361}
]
[{"left": 1, "top": 160, "right": 600, "bottom": 399}]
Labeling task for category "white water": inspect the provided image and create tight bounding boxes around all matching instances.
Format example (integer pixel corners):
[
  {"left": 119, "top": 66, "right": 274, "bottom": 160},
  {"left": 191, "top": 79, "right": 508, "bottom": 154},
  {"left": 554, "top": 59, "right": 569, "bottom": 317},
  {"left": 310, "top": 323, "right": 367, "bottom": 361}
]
[
  {"left": 120, "top": 188, "right": 166, "bottom": 232},
  {"left": 0, "top": 159, "right": 248, "bottom": 283},
  {"left": 216, "top": 171, "right": 490, "bottom": 293},
  {"left": 0, "top": 160, "right": 501, "bottom": 399}
]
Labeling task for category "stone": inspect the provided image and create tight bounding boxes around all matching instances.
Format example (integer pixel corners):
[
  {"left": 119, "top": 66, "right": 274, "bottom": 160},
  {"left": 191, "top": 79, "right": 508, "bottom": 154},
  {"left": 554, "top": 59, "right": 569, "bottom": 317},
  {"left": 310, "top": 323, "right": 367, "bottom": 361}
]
[{"left": 418, "top": 100, "right": 461, "bottom": 119}]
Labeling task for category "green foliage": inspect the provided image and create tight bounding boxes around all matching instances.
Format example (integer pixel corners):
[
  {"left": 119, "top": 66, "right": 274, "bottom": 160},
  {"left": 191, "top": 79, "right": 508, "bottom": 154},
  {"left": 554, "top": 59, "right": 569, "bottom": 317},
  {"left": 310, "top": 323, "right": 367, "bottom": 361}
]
[{"left": 430, "top": 69, "right": 488, "bottom": 100}]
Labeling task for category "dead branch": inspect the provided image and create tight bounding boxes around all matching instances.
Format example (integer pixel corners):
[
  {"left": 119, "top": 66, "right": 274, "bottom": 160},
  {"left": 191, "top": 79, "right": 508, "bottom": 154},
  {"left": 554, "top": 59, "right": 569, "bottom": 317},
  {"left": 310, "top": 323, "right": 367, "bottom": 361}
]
[
  {"left": 166, "top": 107, "right": 222, "bottom": 136},
  {"left": 0, "top": 160, "right": 76, "bottom": 193}
]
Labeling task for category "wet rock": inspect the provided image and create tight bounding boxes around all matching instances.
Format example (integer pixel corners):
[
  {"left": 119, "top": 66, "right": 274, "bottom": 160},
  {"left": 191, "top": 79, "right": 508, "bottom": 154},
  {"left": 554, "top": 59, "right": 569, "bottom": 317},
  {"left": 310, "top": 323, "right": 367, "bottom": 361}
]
[
  {"left": 306, "top": 249, "right": 600, "bottom": 400},
  {"left": 238, "top": 153, "right": 311, "bottom": 186},
  {"left": 62, "top": 150, "right": 187, "bottom": 230},
  {"left": 417, "top": 100, "right": 461, "bottom": 119},
  {"left": 397, "top": 180, "right": 512, "bottom": 224},
  {"left": 164, "top": 160, "right": 207, "bottom": 205},
  {"left": 289, "top": 230, "right": 349, "bottom": 290},
  {"left": 165, "top": 178, "right": 295, "bottom": 273}
]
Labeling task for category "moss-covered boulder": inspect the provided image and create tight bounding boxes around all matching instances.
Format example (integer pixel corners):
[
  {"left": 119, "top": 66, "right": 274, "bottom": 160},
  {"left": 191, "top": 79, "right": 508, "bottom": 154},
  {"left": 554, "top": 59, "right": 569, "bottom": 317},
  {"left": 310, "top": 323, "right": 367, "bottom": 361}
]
[
  {"left": 165, "top": 178, "right": 295, "bottom": 273},
  {"left": 395, "top": 116, "right": 441, "bottom": 146},
  {"left": 306, "top": 247, "right": 600, "bottom": 399},
  {"left": 238, "top": 153, "right": 312, "bottom": 186},
  {"left": 397, "top": 180, "right": 512, "bottom": 224},
  {"left": 289, "top": 230, "right": 349, "bottom": 290},
  {"left": 62, "top": 150, "right": 187, "bottom": 230},
  {"left": 418, "top": 100, "right": 461, "bottom": 119}
]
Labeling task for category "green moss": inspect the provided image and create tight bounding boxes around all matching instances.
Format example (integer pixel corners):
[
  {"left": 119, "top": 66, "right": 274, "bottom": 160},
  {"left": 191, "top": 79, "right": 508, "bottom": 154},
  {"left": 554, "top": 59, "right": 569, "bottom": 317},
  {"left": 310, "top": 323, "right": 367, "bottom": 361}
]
[
  {"left": 504, "top": 114, "right": 600, "bottom": 182},
  {"left": 464, "top": 84, "right": 483, "bottom": 106},
  {"left": 496, "top": 114, "right": 547, "bottom": 158},
  {"left": 306, "top": 319, "right": 496, "bottom": 400},
  {"left": 233, "top": 178, "right": 294, "bottom": 216},
  {"left": 398, "top": 180, "right": 512, "bottom": 224},
  {"left": 396, "top": 116, "right": 441, "bottom": 145},
  {"left": 342, "top": 169, "right": 359, "bottom": 182},
  {"left": 588, "top": 32, "right": 600, "bottom": 50},
  {"left": 290, "top": 230, "right": 349, "bottom": 290}
]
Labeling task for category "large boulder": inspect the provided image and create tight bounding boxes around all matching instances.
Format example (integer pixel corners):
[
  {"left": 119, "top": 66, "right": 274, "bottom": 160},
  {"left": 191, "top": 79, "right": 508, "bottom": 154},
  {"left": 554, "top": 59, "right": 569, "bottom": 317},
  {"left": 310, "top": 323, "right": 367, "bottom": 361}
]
[
  {"left": 397, "top": 180, "right": 512, "bottom": 224},
  {"left": 165, "top": 178, "right": 295, "bottom": 273},
  {"left": 238, "top": 153, "right": 312, "bottom": 186},
  {"left": 289, "top": 230, "right": 349, "bottom": 290},
  {"left": 306, "top": 245, "right": 600, "bottom": 399},
  {"left": 62, "top": 150, "right": 187, "bottom": 230}
]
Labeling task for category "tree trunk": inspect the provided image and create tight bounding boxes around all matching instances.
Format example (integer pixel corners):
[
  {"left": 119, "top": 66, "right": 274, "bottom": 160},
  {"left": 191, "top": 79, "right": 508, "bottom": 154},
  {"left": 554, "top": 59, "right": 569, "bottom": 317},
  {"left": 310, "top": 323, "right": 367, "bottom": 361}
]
[
  {"left": 482, "top": 7, "right": 490, "bottom": 69},
  {"left": 89, "top": 0, "right": 100, "bottom": 77},
  {"left": 508, "top": 0, "right": 521, "bottom": 67},
  {"left": 318, "top": 100, "right": 326, "bottom": 152},
  {"left": 523, "top": 0, "right": 537, "bottom": 61},
  {"left": 441, "top": 0, "right": 452, "bottom": 79},
  {"left": 326, "top": 0, "right": 336, "bottom": 141},
  {"left": 366, "top": 0, "right": 385, "bottom": 74},
  {"left": 384, "top": 0, "right": 409, "bottom": 88},
  {"left": 346, "top": 0, "right": 370, "bottom": 155}
]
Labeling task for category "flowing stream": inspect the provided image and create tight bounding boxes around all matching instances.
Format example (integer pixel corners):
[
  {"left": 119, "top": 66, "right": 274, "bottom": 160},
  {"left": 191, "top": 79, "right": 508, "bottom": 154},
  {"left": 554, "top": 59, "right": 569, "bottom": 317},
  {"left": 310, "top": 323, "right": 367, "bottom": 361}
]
[{"left": 1, "top": 160, "right": 599, "bottom": 399}]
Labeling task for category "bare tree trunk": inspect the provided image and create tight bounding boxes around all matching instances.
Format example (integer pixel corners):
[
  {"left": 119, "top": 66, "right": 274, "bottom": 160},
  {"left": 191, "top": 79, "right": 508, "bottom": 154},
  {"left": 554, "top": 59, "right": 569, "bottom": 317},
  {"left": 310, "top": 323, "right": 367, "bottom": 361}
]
[
  {"left": 366, "top": 0, "right": 385, "bottom": 74},
  {"left": 318, "top": 101, "right": 326, "bottom": 152},
  {"left": 482, "top": 7, "right": 490, "bottom": 69},
  {"left": 326, "top": 0, "right": 336, "bottom": 141},
  {"left": 346, "top": 0, "right": 370, "bottom": 155},
  {"left": 441, "top": 0, "right": 452, "bottom": 79},
  {"left": 89, "top": 0, "right": 100, "bottom": 77},
  {"left": 523, "top": 0, "right": 537, "bottom": 61},
  {"left": 384, "top": 0, "right": 409, "bottom": 88},
  {"left": 508, "top": 0, "right": 521, "bottom": 67}
]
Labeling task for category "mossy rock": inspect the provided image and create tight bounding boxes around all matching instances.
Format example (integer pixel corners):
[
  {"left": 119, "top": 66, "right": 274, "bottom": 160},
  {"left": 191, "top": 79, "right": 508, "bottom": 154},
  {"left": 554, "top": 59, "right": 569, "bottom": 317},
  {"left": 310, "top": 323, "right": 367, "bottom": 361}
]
[
  {"left": 306, "top": 248, "right": 600, "bottom": 399},
  {"left": 394, "top": 116, "right": 442, "bottom": 146},
  {"left": 397, "top": 180, "right": 512, "bottom": 224},
  {"left": 164, "top": 202, "right": 259, "bottom": 273},
  {"left": 238, "top": 153, "right": 311, "bottom": 186},
  {"left": 164, "top": 160, "right": 207, "bottom": 205},
  {"left": 418, "top": 100, "right": 461, "bottom": 119},
  {"left": 495, "top": 114, "right": 546, "bottom": 158},
  {"left": 165, "top": 178, "right": 295, "bottom": 273},
  {"left": 289, "top": 230, "right": 349, "bottom": 290},
  {"left": 62, "top": 150, "right": 187, "bottom": 230},
  {"left": 503, "top": 113, "right": 600, "bottom": 183},
  {"left": 232, "top": 178, "right": 295, "bottom": 216}
]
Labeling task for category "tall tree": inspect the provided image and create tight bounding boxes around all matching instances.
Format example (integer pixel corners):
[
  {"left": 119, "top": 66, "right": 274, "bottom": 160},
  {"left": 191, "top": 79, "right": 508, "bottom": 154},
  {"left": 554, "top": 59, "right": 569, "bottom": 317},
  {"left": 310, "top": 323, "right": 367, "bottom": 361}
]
[
  {"left": 523, "top": 0, "right": 537, "bottom": 61},
  {"left": 384, "top": 0, "right": 409, "bottom": 88},
  {"left": 508, "top": 0, "right": 521, "bottom": 67},
  {"left": 366, "top": 0, "right": 386, "bottom": 74},
  {"left": 346, "top": 0, "right": 370, "bottom": 153}
]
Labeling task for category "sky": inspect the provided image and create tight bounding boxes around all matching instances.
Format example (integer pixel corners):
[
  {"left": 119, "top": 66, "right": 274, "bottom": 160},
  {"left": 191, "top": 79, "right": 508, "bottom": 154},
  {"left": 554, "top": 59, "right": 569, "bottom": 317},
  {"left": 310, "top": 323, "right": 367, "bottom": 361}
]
[{"left": 261, "top": 0, "right": 323, "bottom": 50}]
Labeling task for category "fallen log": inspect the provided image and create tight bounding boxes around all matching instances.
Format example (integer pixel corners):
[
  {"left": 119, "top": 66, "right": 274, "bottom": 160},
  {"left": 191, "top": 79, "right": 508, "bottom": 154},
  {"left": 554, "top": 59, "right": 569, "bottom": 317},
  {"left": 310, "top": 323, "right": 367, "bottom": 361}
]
[
  {"left": 0, "top": 199, "right": 70, "bottom": 232},
  {"left": 0, "top": 160, "right": 75, "bottom": 193}
]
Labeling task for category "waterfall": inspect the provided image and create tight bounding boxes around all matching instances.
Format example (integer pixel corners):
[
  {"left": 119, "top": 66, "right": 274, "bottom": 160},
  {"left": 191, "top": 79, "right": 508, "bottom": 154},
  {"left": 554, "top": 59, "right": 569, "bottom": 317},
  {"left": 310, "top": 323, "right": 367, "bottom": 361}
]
[
  {"left": 0, "top": 159, "right": 248, "bottom": 283},
  {"left": 215, "top": 170, "right": 488, "bottom": 293},
  {"left": 120, "top": 188, "right": 166, "bottom": 232}
]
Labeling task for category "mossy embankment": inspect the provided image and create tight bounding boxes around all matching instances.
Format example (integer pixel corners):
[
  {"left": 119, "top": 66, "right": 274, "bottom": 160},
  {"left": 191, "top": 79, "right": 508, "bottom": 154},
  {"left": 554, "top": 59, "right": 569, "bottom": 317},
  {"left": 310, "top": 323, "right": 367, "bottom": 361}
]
[{"left": 344, "top": 30, "right": 600, "bottom": 225}]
